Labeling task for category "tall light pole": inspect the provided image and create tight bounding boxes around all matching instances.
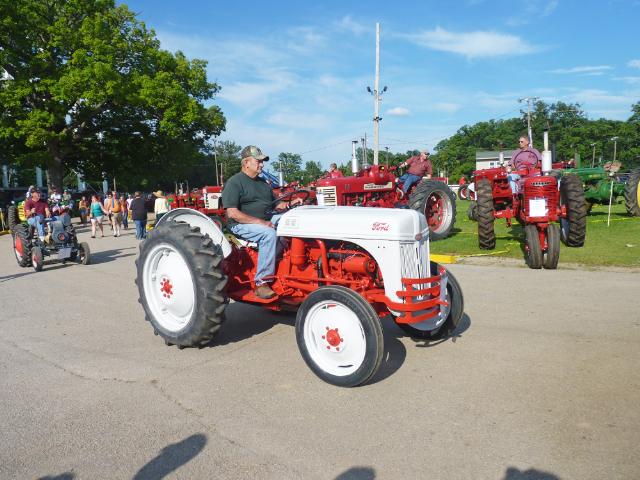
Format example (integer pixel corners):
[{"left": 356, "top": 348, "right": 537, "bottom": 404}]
[
  {"left": 518, "top": 97, "right": 539, "bottom": 146},
  {"left": 610, "top": 136, "right": 619, "bottom": 163},
  {"left": 367, "top": 22, "right": 387, "bottom": 165},
  {"left": 590, "top": 143, "right": 596, "bottom": 168}
]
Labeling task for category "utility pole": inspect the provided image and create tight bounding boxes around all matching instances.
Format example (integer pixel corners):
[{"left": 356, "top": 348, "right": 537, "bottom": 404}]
[
  {"left": 611, "top": 136, "right": 619, "bottom": 163},
  {"left": 518, "top": 97, "right": 539, "bottom": 146},
  {"left": 385, "top": 146, "right": 389, "bottom": 165},
  {"left": 367, "top": 23, "right": 387, "bottom": 165},
  {"left": 361, "top": 135, "right": 367, "bottom": 166},
  {"left": 590, "top": 143, "right": 596, "bottom": 168}
]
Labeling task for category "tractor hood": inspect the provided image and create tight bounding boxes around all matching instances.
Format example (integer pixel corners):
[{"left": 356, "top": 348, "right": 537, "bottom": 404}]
[{"left": 277, "top": 206, "right": 428, "bottom": 242}]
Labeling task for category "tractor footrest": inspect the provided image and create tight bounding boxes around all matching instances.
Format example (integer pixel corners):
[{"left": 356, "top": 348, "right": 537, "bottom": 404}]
[{"left": 235, "top": 288, "right": 280, "bottom": 304}]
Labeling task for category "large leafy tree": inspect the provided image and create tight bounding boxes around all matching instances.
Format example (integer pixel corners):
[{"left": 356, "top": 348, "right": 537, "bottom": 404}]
[
  {"left": 0, "top": 0, "right": 225, "bottom": 191},
  {"left": 272, "top": 152, "right": 302, "bottom": 182}
]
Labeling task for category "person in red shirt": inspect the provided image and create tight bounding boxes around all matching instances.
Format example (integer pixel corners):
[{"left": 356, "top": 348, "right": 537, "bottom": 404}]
[
  {"left": 398, "top": 150, "right": 432, "bottom": 194},
  {"left": 507, "top": 135, "right": 542, "bottom": 193},
  {"left": 23, "top": 190, "right": 51, "bottom": 239},
  {"left": 325, "top": 163, "right": 344, "bottom": 179}
]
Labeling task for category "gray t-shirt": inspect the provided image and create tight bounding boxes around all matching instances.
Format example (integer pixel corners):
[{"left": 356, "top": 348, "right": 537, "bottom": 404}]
[{"left": 222, "top": 172, "right": 275, "bottom": 227}]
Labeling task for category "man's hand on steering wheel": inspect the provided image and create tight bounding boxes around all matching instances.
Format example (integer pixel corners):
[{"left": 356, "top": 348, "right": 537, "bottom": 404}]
[{"left": 267, "top": 189, "right": 311, "bottom": 215}]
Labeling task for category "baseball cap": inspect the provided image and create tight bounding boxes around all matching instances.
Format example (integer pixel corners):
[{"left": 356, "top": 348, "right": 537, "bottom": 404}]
[{"left": 241, "top": 145, "right": 269, "bottom": 161}]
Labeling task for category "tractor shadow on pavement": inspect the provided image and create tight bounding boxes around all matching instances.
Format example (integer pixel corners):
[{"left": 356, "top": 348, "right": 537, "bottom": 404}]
[
  {"left": 210, "top": 302, "right": 292, "bottom": 347},
  {"left": 133, "top": 433, "right": 207, "bottom": 480},
  {"left": 89, "top": 246, "right": 137, "bottom": 264},
  {"left": 405, "top": 312, "right": 472, "bottom": 349}
]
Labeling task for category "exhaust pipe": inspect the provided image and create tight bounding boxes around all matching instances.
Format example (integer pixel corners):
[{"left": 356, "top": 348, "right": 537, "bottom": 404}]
[
  {"left": 541, "top": 130, "right": 552, "bottom": 174},
  {"left": 351, "top": 140, "right": 359, "bottom": 174}
]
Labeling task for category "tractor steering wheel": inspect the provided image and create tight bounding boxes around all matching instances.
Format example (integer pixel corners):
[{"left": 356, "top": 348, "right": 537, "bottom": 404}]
[{"left": 267, "top": 189, "right": 312, "bottom": 215}]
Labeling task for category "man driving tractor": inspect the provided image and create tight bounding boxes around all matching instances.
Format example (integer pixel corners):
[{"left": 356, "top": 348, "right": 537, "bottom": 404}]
[
  {"left": 23, "top": 190, "right": 51, "bottom": 241},
  {"left": 398, "top": 150, "right": 432, "bottom": 194},
  {"left": 222, "top": 145, "right": 302, "bottom": 300},
  {"left": 507, "top": 135, "right": 542, "bottom": 193}
]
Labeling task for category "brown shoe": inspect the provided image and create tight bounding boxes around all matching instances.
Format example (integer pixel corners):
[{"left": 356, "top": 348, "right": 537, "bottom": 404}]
[{"left": 255, "top": 284, "right": 276, "bottom": 299}]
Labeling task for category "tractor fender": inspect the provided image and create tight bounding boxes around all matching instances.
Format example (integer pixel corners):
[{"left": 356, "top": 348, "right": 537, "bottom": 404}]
[{"left": 156, "top": 208, "right": 232, "bottom": 258}]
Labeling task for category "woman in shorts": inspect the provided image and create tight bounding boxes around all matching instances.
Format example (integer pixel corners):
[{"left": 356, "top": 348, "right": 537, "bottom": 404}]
[{"left": 89, "top": 195, "right": 108, "bottom": 238}]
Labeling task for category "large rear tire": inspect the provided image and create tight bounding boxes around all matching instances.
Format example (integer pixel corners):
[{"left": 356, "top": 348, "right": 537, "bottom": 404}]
[
  {"left": 409, "top": 180, "right": 457, "bottom": 241},
  {"left": 524, "top": 225, "right": 542, "bottom": 269},
  {"left": 624, "top": 166, "right": 640, "bottom": 216},
  {"left": 12, "top": 224, "right": 32, "bottom": 267},
  {"left": 136, "top": 219, "right": 228, "bottom": 347},
  {"left": 295, "top": 285, "right": 384, "bottom": 387},
  {"left": 7, "top": 205, "right": 20, "bottom": 231},
  {"left": 476, "top": 179, "right": 496, "bottom": 249},
  {"left": 396, "top": 261, "right": 464, "bottom": 340},
  {"left": 543, "top": 224, "right": 560, "bottom": 270},
  {"left": 559, "top": 174, "right": 586, "bottom": 247}
]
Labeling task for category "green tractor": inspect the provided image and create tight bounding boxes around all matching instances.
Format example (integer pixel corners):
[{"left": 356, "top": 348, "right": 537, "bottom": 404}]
[{"left": 560, "top": 162, "right": 640, "bottom": 215}]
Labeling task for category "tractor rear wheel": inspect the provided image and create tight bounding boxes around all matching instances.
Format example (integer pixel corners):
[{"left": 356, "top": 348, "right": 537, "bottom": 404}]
[
  {"left": 12, "top": 224, "right": 31, "bottom": 267},
  {"left": 409, "top": 180, "right": 457, "bottom": 241},
  {"left": 7, "top": 205, "right": 20, "bottom": 231},
  {"left": 543, "top": 224, "right": 560, "bottom": 270},
  {"left": 624, "top": 166, "right": 640, "bottom": 216},
  {"left": 559, "top": 174, "right": 586, "bottom": 247},
  {"left": 524, "top": 224, "right": 542, "bottom": 269},
  {"left": 476, "top": 179, "right": 496, "bottom": 249},
  {"left": 136, "top": 219, "right": 228, "bottom": 347},
  {"left": 397, "top": 261, "right": 464, "bottom": 340},
  {"left": 296, "top": 285, "right": 384, "bottom": 387},
  {"left": 457, "top": 185, "right": 468, "bottom": 200},
  {"left": 78, "top": 242, "right": 91, "bottom": 265}
]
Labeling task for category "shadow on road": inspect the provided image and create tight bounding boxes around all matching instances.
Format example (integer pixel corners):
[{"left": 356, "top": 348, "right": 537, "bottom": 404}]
[
  {"left": 212, "top": 302, "right": 290, "bottom": 346},
  {"left": 335, "top": 466, "right": 376, "bottom": 479},
  {"left": 37, "top": 473, "right": 75, "bottom": 480},
  {"left": 406, "top": 312, "right": 472, "bottom": 348},
  {"left": 503, "top": 466, "right": 561, "bottom": 480},
  {"left": 133, "top": 433, "right": 207, "bottom": 480},
  {"left": 89, "top": 246, "right": 137, "bottom": 264}
]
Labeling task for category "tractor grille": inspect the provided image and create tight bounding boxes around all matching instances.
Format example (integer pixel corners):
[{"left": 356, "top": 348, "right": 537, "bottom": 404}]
[
  {"left": 400, "top": 240, "right": 430, "bottom": 300},
  {"left": 523, "top": 178, "right": 558, "bottom": 217},
  {"left": 316, "top": 186, "right": 337, "bottom": 206}
]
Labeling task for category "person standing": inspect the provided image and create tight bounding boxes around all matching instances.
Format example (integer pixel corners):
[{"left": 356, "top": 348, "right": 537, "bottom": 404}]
[
  {"left": 398, "top": 150, "right": 432, "bottom": 194},
  {"left": 325, "top": 163, "right": 344, "bottom": 178},
  {"left": 89, "top": 194, "right": 107, "bottom": 238},
  {"left": 78, "top": 196, "right": 89, "bottom": 225},
  {"left": 507, "top": 135, "right": 542, "bottom": 193},
  {"left": 106, "top": 191, "right": 122, "bottom": 237},
  {"left": 153, "top": 190, "right": 169, "bottom": 226},
  {"left": 130, "top": 191, "right": 148, "bottom": 240},
  {"left": 119, "top": 194, "right": 129, "bottom": 230}
]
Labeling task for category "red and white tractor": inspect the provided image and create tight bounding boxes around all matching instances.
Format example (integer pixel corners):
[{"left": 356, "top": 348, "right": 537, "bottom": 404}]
[
  {"left": 135, "top": 196, "right": 464, "bottom": 387},
  {"left": 473, "top": 133, "right": 586, "bottom": 269}
]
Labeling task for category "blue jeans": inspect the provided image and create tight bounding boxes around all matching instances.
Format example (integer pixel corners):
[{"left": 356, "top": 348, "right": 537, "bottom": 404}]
[
  {"left": 507, "top": 173, "right": 521, "bottom": 194},
  {"left": 27, "top": 215, "right": 45, "bottom": 237},
  {"left": 134, "top": 220, "right": 147, "bottom": 239},
  {"left": 230, "top": 214, "right": 282, "bottom": 285},
  {"left": 399, "top": 173, "right": 422, "bottom": 194}
]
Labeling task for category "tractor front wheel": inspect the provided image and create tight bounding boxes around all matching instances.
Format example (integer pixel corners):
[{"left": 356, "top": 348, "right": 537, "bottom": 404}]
[
  {"left": 559, "top": 174, "right": 586, "bottom": 246},
  {"left": 136, "top": 219, "right": 228, "bottom": 347},
  {"left": 543, "top": 224, "right": 560, "bottom": 270},
  {"left": 31, "top": 246, "right": 43, "bottom": 272},
  {"left": 476, "top": 179, "right": 496, "bottom": 249},
  {"left": 409, "top": 180, "right": 457, "bottom": 241},
  {"left": 524, "top": 225, "right": 542, "bottom": 269},
  {"left": 467, "top": 201, "right": 477, "bottom": 221},
  {"left": 295, "top": 285, "right": 384, "bottom": 387},
  {"left": 624, "top": 166, "right": 640, "bottom": 216},
  {"left": 397, "top": 261, "right": 464, "bottom": 340},
  {"left": 78, "top": 242, "right": 91, "bottom": 265}
]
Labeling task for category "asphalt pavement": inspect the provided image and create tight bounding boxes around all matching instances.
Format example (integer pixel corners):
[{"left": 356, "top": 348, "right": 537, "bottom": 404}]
[{"left": 1, "top": 222, "right": 639, "bottom": 479}]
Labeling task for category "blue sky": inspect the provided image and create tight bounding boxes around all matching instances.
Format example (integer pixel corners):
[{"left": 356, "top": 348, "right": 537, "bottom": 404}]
[{"left": 123, "top": 0, "right": 640, "bottom": 168}]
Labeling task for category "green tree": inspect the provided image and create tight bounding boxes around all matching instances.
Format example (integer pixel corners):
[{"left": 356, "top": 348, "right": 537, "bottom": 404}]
[
  {"left": 300, "top": 160, "right": 323, "bottom": 184},
  {"left": 214, "top": 140, "right": 242, "bottom": 183},
  {"left": 273, "top": 152, "right": 302, "bottom": 182},
  {"left": 0, "top": 0, "right": 225, "bottom": 191}
]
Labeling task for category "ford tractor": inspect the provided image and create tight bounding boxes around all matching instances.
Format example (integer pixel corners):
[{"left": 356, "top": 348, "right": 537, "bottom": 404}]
[
  {"left": 135, "top": 192, "right": 464, "bottom": 387},
  {"left": 474, "top": 132, "right": 586, "bottom": 269}
]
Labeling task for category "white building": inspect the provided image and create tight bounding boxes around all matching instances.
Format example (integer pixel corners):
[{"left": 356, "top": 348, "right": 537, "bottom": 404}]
[{"left": 475, "top": 151, "right": 512, "bottom": 171}]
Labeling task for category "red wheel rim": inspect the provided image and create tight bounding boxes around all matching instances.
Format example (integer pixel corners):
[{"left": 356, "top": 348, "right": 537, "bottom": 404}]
[{"left": 425, "top": 193, "right": 445, "bottom": 230}]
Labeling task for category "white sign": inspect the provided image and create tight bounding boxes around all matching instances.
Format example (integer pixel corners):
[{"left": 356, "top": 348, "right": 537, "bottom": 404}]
[{"left": 529, "top": 198, "right": 547, "bottom": 217}]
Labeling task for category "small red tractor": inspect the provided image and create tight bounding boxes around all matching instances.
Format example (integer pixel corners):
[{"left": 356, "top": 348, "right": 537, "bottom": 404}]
[
  {"left": 473, "top": 133, "right": 586, "bottom": 269},
  {"left": 135, "top": 194, "right": 464, "bottom": 387},
  {"left": 167, "top": 186, "right": 225, "bottom": 227},
  {"left": 315, "top": 164, "right": 457, "bottom": 241}
]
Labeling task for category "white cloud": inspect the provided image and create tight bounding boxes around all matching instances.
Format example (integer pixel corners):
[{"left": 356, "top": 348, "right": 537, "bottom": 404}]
[
  {"left": 432, "top": 102, "right": 462, "bottom": 113},
  {"left": 266, "top": 110, "right": 330, "bottom": 130},
  {"left": 614, "top": 76, "right": 640, "bottom": 85},
  {"left": 334, "top": 15, "right": 368, "bottom": 35},
  {"left": 507, "top": 0, "right": 559, "bottom": 25},
  {"left": 286, "top": 27, "right": 327, "bottom": 54},
  {"left": 550, "top": 65, "right": 612, "bottom": 75},
  {"left": 387, "top": 107, "right": 411, "bottom": 116},
  {"left": 405, "top": 27, "right": 538, "bottom": 58},
  {"left": 627, "top": 59, "right": 640, "bottom": 69},
  {"left": 220, "top": 73, "right": 297, "bottom": 110},
  {"left": 542, "top": 0, "right": 559, "bottom": 16}
]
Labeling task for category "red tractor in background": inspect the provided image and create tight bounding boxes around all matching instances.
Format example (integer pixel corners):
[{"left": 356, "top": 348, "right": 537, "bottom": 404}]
[
  {"left": 315, "top": 164, "right": 457, "bottom": 241},
  {"left": 473, "top": 132, "right": 586, "bottom": 269}
]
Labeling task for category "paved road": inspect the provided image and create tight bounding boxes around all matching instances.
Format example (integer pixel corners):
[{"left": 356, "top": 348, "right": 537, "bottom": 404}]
[{"left": 1, "top": 224, "right": 639, "bottom": 479}]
